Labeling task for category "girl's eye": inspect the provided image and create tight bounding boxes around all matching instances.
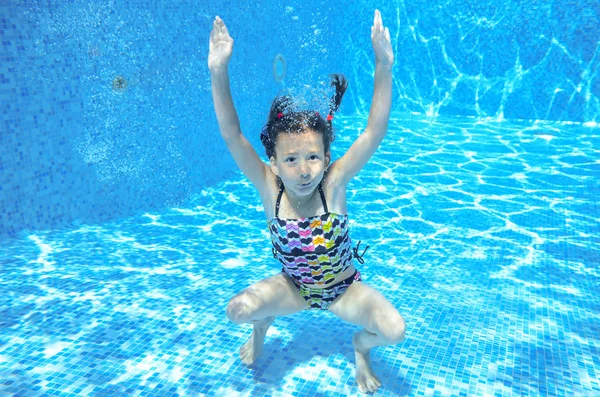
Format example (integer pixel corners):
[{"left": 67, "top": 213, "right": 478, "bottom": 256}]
[
  {"left": 310, "top": 155, "right": 319, "bottom": 160},
  {"left": 286, "top": 157, "right": 296, "bottom": 163}
]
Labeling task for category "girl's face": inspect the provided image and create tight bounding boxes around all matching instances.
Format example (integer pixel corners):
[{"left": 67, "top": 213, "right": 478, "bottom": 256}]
[{"left": 270, "top": 129, "right": 330, "bottom": 197}]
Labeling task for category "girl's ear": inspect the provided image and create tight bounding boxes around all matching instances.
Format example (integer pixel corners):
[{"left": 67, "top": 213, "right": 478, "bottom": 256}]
[
  {"left": 270, "top": 156, "right": 279, "bottom": 176},
  {"left": 325, "top": 152, "right": 331, "bottom": 168}
]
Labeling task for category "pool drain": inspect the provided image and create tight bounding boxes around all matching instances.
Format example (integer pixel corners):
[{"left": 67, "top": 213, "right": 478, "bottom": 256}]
[{"left": 112, "top": 76, "right": 127, "bottom": 92}]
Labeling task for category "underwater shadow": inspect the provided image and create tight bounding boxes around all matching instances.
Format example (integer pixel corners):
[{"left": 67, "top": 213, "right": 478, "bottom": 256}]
[{"left": 241, "top": 313, "right": 412, "bottom": 396}]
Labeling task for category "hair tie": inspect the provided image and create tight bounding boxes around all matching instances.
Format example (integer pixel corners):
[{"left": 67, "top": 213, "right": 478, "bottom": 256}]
[
  {"left": 315, "top": 111, "right": 320, "bottom": 117},
  {"left": 327, "top": 114, "right": 334, "bottom": 121},
  {"left": 277, "top": 112, "right": 284, "bottom": 119}
]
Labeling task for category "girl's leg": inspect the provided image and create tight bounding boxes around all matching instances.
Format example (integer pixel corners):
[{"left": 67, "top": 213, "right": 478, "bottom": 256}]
[
  {"left": 327, "top": 282, "right": 406, "bottom": 394},
  {"left": 226, "top": 272, "right": 308, "bottom": 365}
]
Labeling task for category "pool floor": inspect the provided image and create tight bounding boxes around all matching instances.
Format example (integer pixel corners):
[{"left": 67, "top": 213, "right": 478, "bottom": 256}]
[{"left": 1, "top": 116, "right": 599, "bottom": 396}]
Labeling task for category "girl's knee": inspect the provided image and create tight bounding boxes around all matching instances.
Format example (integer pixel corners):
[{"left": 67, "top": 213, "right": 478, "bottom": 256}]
[
  {"left": 378, "top": 312, "right": 406, "bottom": 344},
  {"left": 226, "top": 293, "right": 259, "bottom": 324}
]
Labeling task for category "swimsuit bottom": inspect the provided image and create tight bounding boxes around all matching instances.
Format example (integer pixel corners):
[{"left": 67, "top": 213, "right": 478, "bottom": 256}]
[{"left": 283, "top": 268, "right": 362, "bottom": 310}]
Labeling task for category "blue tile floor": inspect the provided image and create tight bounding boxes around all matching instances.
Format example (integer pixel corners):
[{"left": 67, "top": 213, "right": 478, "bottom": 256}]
[{"left": 1, "top": 116, "right": 599, "bottom": 396}]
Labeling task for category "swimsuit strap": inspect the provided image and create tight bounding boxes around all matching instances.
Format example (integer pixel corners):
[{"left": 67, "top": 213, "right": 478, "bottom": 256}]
[
  {"left": 275, "top": 182, "right": 329, "bottom": 218},
  {"left": 275, "top": 183, "right": 285, "bottom": 218},
  {"left": 317, "top": 183, "right": 328, "bottom": 213}
]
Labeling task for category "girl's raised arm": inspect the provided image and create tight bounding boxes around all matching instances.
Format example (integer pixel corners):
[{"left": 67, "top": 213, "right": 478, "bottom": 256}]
[
  {"left": 209, "top": 16, "right": 271, "bottom": 192},
  {"left": 331, "top": 10, "right": 394, "bottom": 186}
]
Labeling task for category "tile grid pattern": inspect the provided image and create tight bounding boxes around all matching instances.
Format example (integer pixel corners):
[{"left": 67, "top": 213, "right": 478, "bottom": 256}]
[{"left": 1, "top": 118, "right": 599, "bottom": 396}]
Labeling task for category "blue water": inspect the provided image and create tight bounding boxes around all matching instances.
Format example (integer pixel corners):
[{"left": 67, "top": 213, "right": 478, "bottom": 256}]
[
  {"left": 2, "top": 0, "right": 600, "bottom": 395},
  {"left": 1, "top": 115, "right": 599, "bottom": 396},
  {"left": 3, "top": 0, "right": 600, "bottom": 236}
]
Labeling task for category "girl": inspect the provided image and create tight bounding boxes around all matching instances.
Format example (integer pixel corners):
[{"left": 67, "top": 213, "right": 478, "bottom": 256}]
[{"left": 209, "top": 10, "right": 405, "bottom": 394}]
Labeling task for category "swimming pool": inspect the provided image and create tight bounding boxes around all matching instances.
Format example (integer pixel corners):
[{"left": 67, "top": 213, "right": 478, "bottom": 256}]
[
  {"left": 2, "top": 0, "right": 600, "bottom": 396},
  {"left": 2, "top": 115, "right": 599, "bottom": 396}
]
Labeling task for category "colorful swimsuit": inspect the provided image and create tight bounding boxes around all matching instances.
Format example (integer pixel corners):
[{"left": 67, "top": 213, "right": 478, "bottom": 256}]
[{"left": 267, "top": 183, "right": 368, "bottom": 310}]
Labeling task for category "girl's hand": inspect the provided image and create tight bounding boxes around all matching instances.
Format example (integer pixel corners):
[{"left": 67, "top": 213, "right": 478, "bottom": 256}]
[
  {"left": 371, "top": 10, "right": 394, "bottom": 67},
  {"left": 208, "top": 16, "right": 234, "bottom": 72}
]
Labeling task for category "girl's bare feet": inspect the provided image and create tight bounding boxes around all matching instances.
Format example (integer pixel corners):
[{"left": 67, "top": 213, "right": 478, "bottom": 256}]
[
  {"left": 239, "top": 316, "right": 274, "bottom": 365},
  {"left": 352, "top": 330, "right": 382, "bottom": 393}
]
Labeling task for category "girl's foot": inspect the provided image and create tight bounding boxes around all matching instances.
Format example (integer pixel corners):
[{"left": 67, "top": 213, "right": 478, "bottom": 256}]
[
  {"left": 352, "top": 331, "right": 382, "bottom": 393},
  {"left": 239, "top": 316, "right": 274, "bottom": 365}
]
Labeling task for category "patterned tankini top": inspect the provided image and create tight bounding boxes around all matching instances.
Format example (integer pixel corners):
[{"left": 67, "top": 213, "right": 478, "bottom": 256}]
[{"left": 267, "top": 183, "right": 367, "bottom": 287}]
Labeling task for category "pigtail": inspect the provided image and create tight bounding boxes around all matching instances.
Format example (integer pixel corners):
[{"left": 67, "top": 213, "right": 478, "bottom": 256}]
[
  {"left": 327, "top": 74, "right": 348, "bottom": 142},
  {"left": 328, "top": 74, "right": 348, "bottom": 116},
  {"left": 268, "top": 95, "right": 293, "bottom": 121}
]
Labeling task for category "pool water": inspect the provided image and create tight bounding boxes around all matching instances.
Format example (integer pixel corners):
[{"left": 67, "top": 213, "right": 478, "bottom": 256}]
[{"left": 1, "top": 114, "right": 599, "bottom": 396}]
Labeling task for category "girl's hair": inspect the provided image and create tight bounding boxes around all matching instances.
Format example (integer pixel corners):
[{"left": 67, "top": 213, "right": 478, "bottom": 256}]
[{"left": 260, "top": 74, "right": 348, "bottom": 159}]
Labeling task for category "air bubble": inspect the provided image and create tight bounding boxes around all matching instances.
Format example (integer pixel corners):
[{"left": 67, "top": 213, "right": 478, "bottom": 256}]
[{"left": 273, "top": 54, "right": 286, "bottom": 83}]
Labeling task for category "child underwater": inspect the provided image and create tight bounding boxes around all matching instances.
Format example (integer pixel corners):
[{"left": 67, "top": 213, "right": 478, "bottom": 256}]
[{"left": 209, "top": 10, "right": 405, "bottom": 394}]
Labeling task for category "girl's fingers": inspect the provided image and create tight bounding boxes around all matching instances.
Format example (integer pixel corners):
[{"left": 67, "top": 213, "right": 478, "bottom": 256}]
[
  {"left": 385, "top": 27, "right": 390, "bottom": 42},
  {"left": 221, "top": 23, "right": 230, "bottom": 38},
  {"left": 214, "top": 16, "right": 224, "bottom": 34},
  {"left": 373, "top": 10, "right": 384, "bottom": 34},
  {"left": 210, "top": 23, "right": 217, "bottom": 42},
  {"left": 213, "top": 16, "right": 231, "bottom": 39},
  {"left": 374, "top": 10, "right": 378, "bottom": 29}
]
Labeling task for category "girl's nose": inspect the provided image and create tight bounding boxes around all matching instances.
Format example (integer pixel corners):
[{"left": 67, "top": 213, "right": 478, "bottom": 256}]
[{"left": 299, "top": 162, "right": 310, "bottom": 176}]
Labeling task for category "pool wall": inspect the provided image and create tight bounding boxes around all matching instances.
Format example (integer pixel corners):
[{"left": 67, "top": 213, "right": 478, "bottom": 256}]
[
  {"left": 1, "top": 0, "right": 598, "bottom": 237},
  {"left": 343, "top": 0, "right": 600, "bottom": 122}
]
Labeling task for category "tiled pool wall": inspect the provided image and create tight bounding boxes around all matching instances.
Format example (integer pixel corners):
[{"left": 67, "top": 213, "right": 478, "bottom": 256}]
[
  {"left": 346, "top": 0, "right": 600, "bottom": 122},
  {"left": 1, "top": 0, "right": 599, "bottom": 237}
]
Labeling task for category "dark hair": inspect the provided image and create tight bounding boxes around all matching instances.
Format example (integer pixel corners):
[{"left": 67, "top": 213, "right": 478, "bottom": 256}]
[{"left": 260, "top": 74, "right": 348, "bottom": 159}]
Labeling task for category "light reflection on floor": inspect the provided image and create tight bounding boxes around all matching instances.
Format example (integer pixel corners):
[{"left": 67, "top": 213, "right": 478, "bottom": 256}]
[{"left": 1, "top": 116, "right": 599, "bottom": 396}]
